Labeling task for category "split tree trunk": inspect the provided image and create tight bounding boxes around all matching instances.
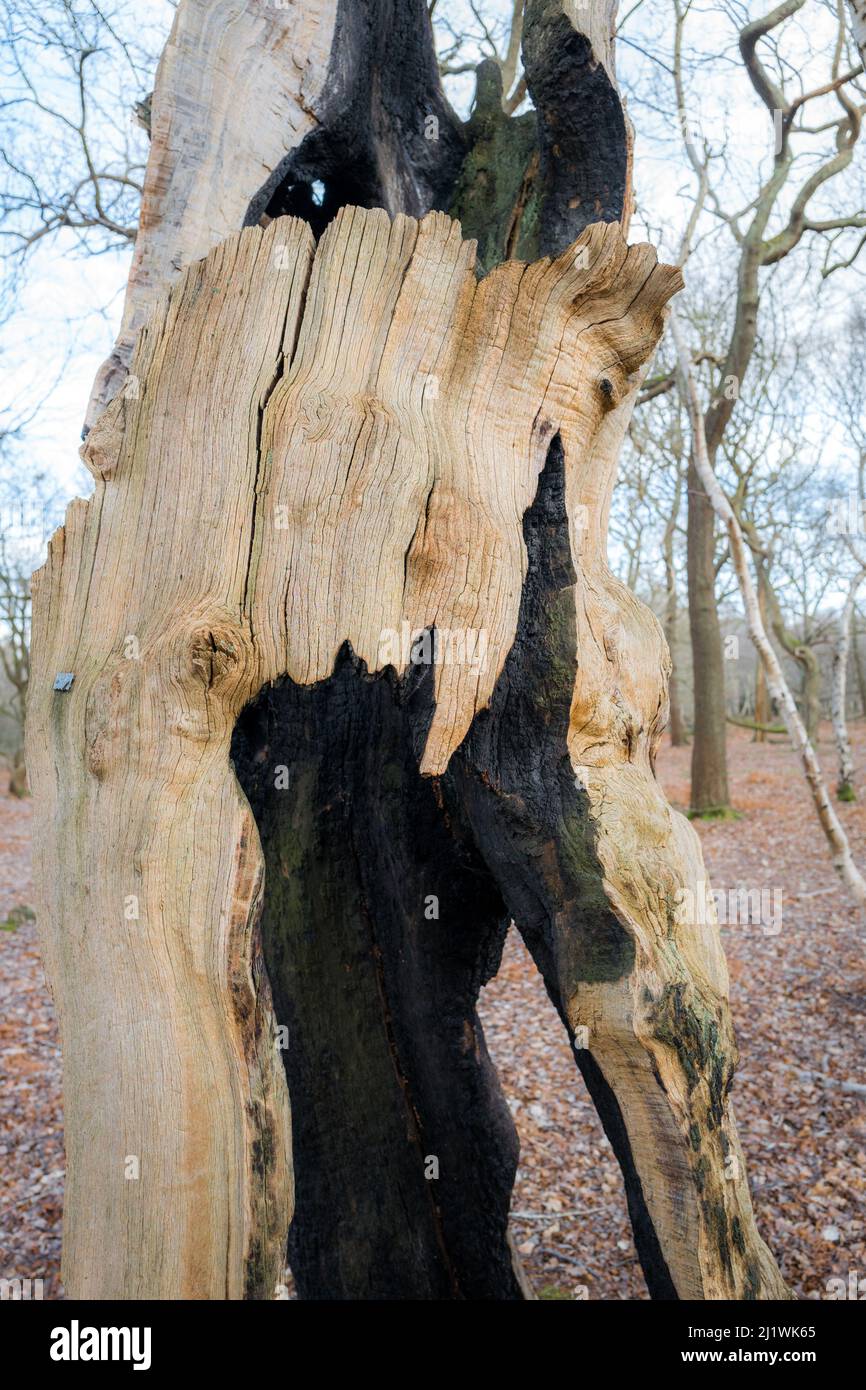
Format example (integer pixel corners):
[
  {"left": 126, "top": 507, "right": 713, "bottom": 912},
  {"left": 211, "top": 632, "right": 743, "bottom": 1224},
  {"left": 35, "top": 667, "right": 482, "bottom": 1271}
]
[
  {"left": 84, "top": 0, "right": 466, "bottom": 433},
  {"left": 29, "top": 0, "right": 788, "bottom": 1301}
]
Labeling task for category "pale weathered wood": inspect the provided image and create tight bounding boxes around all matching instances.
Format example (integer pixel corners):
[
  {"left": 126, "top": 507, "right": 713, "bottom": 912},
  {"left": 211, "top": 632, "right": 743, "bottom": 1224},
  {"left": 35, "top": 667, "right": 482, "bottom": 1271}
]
[
  {"left": 84, "top": 0, "right": 340, "bottom": 431},
  {"left": 31, "top": 205, "right": 787, "bottom": 1298},
  {"left": 84, "top": 0, "right": 467, "bottom": 434},
  {"left": 30, "top": 220, "right": 315, "bottom": 1298}
]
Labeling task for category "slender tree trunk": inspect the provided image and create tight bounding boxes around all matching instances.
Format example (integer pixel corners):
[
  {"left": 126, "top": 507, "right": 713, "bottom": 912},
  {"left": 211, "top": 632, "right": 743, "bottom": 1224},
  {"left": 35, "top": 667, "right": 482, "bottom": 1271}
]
[
  {"left": 800, "top": 652, "right": 822, "bottom": 745},
  {"left": 664, "top": 474, "right": 688, "bottom": 746},
  {"left": 832, "top": 576, "right": 863, "bottom": 801},
  {"left": 754, "top": 581, "right": 770, "bottom": 742},
  {"left": 854, "top": 608, "right": 866, "bottom": 716},
  {"left": 687, "top": 457, "right": 730, "bottom": 811},
  {"left": 28, "top": 0, "right": 788, "bottom": 1301},
  {"left": 760, "top": 566, "right": 821, "bottom": 744}
]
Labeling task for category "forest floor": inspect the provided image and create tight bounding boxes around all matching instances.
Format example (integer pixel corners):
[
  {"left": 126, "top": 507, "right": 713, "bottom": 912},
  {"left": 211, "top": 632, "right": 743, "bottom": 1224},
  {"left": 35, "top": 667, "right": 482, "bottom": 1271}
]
[{"left": 1, "top": 724, "right": 864, "bottom": 1301}]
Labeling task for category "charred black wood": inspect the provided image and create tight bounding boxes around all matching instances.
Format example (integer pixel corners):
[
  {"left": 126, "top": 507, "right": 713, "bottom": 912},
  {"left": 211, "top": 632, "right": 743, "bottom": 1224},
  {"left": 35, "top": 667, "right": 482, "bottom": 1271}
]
[
  {"left": 244, "top": 0, "right": 466, "bottom": 235},
  {"left": 231, "top": 652, "right": 524, "bottom": 1300}
]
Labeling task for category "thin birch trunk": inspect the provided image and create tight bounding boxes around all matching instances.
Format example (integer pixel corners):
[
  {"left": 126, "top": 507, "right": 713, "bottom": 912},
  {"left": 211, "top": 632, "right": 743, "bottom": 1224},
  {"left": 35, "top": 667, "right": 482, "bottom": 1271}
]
[
  {"left": 854, "top": 608, "right": 866, "bottom": 716},
  {"left": 754, "top": 580, "right": 770, "bottom": 742},
  {"left": 832, "top": 575, "right": 864, "bottom": 801}
]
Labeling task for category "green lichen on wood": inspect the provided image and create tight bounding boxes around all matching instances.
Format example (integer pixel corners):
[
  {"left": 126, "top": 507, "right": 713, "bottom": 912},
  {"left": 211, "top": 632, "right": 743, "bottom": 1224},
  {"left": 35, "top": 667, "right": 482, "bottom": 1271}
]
[
  {"left": 705, "top": 1198, "right": 734, "bottom": 1280},
  {"left": 555, "top": 801, "right": 636, "bottom": 983},
  {"left": 650, "top": 981, "right": 734, "bottom": 1128},
  {"left": 447, "top": 60, "right": 541, "bottom": 274}
]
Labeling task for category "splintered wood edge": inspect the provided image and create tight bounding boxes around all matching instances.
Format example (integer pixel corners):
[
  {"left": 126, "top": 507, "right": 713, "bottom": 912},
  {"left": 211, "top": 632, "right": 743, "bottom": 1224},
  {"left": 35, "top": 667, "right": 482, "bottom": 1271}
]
[{"left": 75, "top": 206, "right": 682, "bottom": 780}]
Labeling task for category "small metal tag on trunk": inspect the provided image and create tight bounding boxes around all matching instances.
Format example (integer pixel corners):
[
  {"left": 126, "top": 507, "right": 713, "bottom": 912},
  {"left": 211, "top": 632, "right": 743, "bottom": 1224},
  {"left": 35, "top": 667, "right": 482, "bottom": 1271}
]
[{"left": 53, "top": 673, "right": 75, "bottom": 692}]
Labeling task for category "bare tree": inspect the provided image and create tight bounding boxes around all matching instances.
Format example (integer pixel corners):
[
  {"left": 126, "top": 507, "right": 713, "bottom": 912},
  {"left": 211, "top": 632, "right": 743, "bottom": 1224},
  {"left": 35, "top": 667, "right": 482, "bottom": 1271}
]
[
  {"left": 672, "top": 304, "right": 866, "bottom": 911},
  {"left": 435, "top": 0, "right": 527, "bottom": 111},
  {"left": 0, "top": 0, "right": 165, "bottom": 270},
  {"left": 668, "top": 0, "right": 866, "bottom": 814}
]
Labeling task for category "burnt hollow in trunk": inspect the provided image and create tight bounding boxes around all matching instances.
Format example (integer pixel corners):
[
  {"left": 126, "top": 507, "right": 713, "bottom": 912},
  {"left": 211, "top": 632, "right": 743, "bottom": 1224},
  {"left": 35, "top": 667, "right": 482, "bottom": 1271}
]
[
  {"left": 227, "top": 5, "right": 671, "bottom": 1302},
  {"left": 242, "top": 0, "right": 629, "bottom": 261},
  {"left": 243, "top": 0, "right": 467, "bottom": 235},
  {"left": 231, "top": 653, "right": 522, "bottom": 1301},
  {"left": 449, "top": 437, "right": 677, "bottom": 1300},
  {"left": 231, "top": 439, "right": 676, "bottom": 1300}
]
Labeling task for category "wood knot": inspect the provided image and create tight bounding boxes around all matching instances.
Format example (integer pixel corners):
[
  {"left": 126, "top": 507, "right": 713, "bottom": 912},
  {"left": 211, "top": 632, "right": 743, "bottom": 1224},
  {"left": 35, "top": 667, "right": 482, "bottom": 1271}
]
[
  {"left": 84, "top": 666, "right": 132, "bottom": 782},
  {"left": 188, "top": 627, "right": 243, "bottom": 690},
  {"left": 79, "top": 391, "right": 128, "bottom": 480}
]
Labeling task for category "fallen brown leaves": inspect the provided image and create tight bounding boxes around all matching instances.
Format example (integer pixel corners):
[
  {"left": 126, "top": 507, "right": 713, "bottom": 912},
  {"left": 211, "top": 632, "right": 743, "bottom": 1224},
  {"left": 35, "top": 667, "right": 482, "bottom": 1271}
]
[
  {"left": 478, "top": 723, "right": 866, "bottom": 1299},
  {"left": 0, "top": 795, "right": 64, "bottom": 1300}
]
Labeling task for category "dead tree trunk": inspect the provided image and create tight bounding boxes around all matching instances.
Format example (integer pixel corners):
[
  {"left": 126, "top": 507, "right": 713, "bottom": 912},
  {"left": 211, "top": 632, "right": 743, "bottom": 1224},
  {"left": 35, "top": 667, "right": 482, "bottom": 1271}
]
[{"left": 28, "top": 0, "right": 788, "bottom": 1301}]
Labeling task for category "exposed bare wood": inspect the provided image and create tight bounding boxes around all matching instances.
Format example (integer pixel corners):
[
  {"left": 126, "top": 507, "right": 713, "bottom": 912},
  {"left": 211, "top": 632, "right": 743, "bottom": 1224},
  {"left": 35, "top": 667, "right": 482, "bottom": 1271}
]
[
  {"left": 84, "top": 0, "right": 471, "bottom": 436},
  {"left": 83, "top": 0, "right": 340, "bottom": 433}
]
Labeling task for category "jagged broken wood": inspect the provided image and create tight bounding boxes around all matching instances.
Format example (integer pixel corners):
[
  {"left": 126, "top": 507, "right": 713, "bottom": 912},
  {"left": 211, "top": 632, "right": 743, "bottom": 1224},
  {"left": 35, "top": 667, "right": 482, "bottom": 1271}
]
[
  {"left": 83, "top": 0, "right": 467, "bottom": 432},
  {"left": 84, "top": 0, "right": 633, "bottom": 432},
  {"left": 30, "top": 206, "right": 788, "bottom": 1299}
]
